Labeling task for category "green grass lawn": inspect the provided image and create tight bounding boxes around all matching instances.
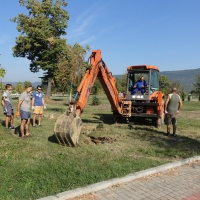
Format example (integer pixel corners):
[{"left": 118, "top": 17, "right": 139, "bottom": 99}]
[{"left": 0, "top": 96, "right": 200, "bottom": 199}]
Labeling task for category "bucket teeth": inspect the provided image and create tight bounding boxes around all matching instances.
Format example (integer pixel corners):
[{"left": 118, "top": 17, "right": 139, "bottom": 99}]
[{"left": 54, "top": 113, "right": 83, "bottom": 147}]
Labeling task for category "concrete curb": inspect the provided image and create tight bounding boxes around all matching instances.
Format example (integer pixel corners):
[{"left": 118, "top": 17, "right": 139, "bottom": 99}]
[{"left": 38, "top": 155, "right": 200, "bottom": 200}]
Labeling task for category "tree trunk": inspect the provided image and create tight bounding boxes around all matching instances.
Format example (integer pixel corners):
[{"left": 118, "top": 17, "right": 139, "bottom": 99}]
[{"left": 45, "top": 77, "right": 52, "bottom": 98}]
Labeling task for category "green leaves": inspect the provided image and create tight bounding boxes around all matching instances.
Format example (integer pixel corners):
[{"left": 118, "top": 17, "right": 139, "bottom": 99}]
[
  {"left": 193, "top": 74, "right": 200, "bottom": 94},
  {"left": 0, "top": 68, "right": 6, "bottom": 78},
  {"left": 11, "top": 0, "right": 69, "bottom": 72},
  {"left": 12, "top": 0, "right": 90, "bottom": 97}
]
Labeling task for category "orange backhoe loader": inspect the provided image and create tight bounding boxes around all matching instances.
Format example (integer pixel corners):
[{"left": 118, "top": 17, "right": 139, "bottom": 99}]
[{"left": 54, "top": 50, "right": 164, "bottom": 146}]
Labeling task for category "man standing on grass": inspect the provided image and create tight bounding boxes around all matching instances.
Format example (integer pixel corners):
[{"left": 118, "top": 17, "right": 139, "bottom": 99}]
[
  {"left": 164, "top": 87, "right": 182, "bottom": 137},
  {"left": 17, "top": 85, "right": 32, "bottom": 138},
  {"left": 32, "top": 85, "right": 46, "bottom": 127},
  {"left": 1, "top": 83, "right": 15, "bottom": 130}
]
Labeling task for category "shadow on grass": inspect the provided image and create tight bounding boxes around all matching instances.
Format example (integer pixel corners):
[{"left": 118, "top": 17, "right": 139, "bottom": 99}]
[
  {"left": 128, "top": 126, "right": 200, "bottom": 157},
  {"left": 0, "top": 118, "right": 5, "bottom": 126},
  {"left": 51, "top": 98, "right": 64, "bottom": 101},
  {"left": 14, "top": 125, "right": 21, "bottom": 136},
  {"left": 83, "top": 114, "right": 155, "bottom": 126},
  {"left": 82, "top": 113, "right": 155, "bottom": 126},
  {"left": 82, "top": 113, "right": 114, "bottom": 125},
  {"left": 47, "top": 108, "right": 65, "bottom": 112},
  {"left": 48, "top": 134, "right": 60, "bottom": 144}
]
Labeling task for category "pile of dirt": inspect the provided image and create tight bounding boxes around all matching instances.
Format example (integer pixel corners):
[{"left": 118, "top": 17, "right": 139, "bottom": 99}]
[{"left": 89, "top": 136, "right": 116, "bottom": 144}]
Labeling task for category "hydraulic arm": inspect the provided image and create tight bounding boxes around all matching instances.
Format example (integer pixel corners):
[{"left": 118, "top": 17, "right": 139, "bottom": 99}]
[{"left": 54, "top": 50, "right": 124, "bottom": 146}]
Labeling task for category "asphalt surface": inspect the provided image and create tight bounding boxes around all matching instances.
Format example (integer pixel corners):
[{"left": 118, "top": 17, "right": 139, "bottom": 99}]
[{"left": 38, "top": 155, "right": 200, "bottom": 200}]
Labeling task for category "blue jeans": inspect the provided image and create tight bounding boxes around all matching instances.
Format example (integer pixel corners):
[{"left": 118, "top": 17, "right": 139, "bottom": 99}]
[
  {"left": 20, "top": 110, "right": 31, "bottom": 120},
  {"left": 133, "top": 88, "right": 145, "bottom": 94}
]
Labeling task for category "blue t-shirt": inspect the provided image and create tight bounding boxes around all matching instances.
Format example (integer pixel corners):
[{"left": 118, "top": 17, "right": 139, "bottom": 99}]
[{"left": 32, "top": 91, "right": 44, "bottom": 106}]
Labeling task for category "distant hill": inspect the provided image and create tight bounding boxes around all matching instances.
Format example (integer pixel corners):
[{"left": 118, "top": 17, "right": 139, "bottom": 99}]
[
  {"left": 159, "top": 68, "right": 200, "bottom": 92},
  {"left": 2, "top": 82, "right": 41, "bottom": 87},
  {"left": 114, "top": 68, "right": 200, "bottom": 92}
]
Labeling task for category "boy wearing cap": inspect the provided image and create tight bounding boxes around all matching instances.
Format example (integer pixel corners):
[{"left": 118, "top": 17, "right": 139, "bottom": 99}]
[
  {"left": 32, "top": 85, "right": 46, "bottom": 127},
  {"left": 1, "top": 83, "right": 15, "bottom": 130},
  {"left": 17, "top": 85, "right": 32, "bottom": 138}
]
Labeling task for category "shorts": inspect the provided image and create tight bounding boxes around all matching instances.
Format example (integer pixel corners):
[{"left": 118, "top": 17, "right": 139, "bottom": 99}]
[
  {"left": 164, "top": 113, "right": 177, "bottom": 125},
  {"left": 33, "top": 106, "right": 43, "bottom": 115},
  {"left": 20, "top": 110, "right": 31, "bottom": 120},
  {"left": 4, "top": 102, "right": 14, "bottom": 116}
]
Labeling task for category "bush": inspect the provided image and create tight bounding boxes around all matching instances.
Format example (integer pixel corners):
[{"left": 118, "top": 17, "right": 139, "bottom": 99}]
[
  {"left": 181, "top": 91, "right": 187, "bottom": 101},
  {"left": 91, "top": 95, "right": 101, "bottom": 105}
]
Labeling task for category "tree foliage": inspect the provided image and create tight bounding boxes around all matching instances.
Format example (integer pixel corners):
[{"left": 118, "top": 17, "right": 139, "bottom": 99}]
[
  {"left": 91, "top": 95, "right": 101, "bottom": 106},
  {"left": 15, "top": 82, "right": 25, "bottom": 94},
  {"left": 170, "top": 80, "right": 184, "bottom": 94},
  {"left": 54, "top": 44, "right": 90, "bottom": 93},
  {"left": 0, "top": 68, "right": 6, "bottom": 78},
  {"left": 23, "top": 80, "right": 32, "bottom": 88},
  {"left": 159, "top": 75, "right": 171, "bottom": 95},
  {"left": 116, "top": 73, "right": 127, "bottom": 92},
  {"left": 12, "top": 0, "right": 69, "bottom": 70},
  {"left": 11, "top": 0, "right": 89, "bottom": 98},
  {"left": 92, "top": 79, "right": 103, "bottom": 95},
  {"left": 159, "top": 75, "right": 184, "bottom": 96},
  {"left": 193, "top": 74, "right": 200, "bottom": 94}
]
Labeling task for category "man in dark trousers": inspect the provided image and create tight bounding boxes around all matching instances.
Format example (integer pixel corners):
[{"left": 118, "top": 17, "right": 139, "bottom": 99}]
[{"left": 164, "top": 87, "right": 182, "bottom": 136}]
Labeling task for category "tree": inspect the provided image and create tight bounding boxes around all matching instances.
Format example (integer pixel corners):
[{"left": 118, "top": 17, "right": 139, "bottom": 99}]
[
  {"left": 193, "top": 74, "right": 200, "bottom": 94},
  {"left": 11, "top": 0, "right": 70, "bottom": 98},
  {"left": 159, "top": 75, "right": 171, "bottom": 95},
  {"left": 91, "top": 95, "right": 101, "bottom": 105},
  {"left": 54, "top": 43, "right": 90, "bottom": 94},
  {"left": 23, "top": 80, "right": 32, "bottom": 88},
  {"left": 92, "top": 78, "right": 103, "bottom": 95},
  {"left": 15, "top": 82, "right": 24, "bottom": 94},
  {"left": 170, "top": 80, "right": 184, "bottom": 95},
  {"left": 116, "top": 73, "right": 127, "bottom": 92},
  {"left": 181, "top": 91, "right": 187, "bottom": 101},
  {"left": 0, "top": 68, "right": 6, "bottom": 78},
  {"left": 0, "top": 54, "right": 6, "bottom": 80}
]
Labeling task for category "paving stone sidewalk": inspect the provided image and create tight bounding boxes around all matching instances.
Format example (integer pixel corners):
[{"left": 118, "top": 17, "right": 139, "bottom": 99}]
[
  {"left": 69, "top": 161, "right": 200, "bottom": 200},
  {"left": 39, "top": 156, "right": 200, "bottom": 200}
]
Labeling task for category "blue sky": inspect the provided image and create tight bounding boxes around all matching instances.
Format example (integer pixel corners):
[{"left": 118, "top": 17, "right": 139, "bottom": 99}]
[{"left": 0, "top": 0, "right": 200, "bottom": 82}]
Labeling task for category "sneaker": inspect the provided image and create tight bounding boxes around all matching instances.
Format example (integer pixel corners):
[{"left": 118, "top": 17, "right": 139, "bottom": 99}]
[
  {"left": 38, "top": 124, "right": 42, "bottom": 127},
  {"left": 4, "top": 127, "right": 9, "bottom": 131},
  {"left": 172, "top": 133, "right": 177, "bottom": 137},
  {"left": 9, "top": 126, "right": 15, "bottom": 129},
  {"left": 167, "top": 133, "right": 170, "bottom": 136},
  {"left": 32, "top": 125, "right": 36, "bottom": 128}
]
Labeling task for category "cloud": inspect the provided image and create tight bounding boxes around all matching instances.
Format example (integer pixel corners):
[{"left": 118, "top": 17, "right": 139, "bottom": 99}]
[
  {"left": 100, "top": 25, "right": 117, "bottom": 35},
  {"left": 67, "top": 2, "right": 104, "bottom": 40},
  {"left": 79, "top": 36, "right": 95, "bottom": 45}
]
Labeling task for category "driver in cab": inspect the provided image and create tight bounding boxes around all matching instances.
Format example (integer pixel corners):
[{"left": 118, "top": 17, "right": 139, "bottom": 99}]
[{"left": 132, "top": 76, "right": 148, "bottom": 95}]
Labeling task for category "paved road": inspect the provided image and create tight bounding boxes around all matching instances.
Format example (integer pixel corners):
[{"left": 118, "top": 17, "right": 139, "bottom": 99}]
[
  {"left": 69, "top": 162, "right": 200, "bottom": 200},
  {"left": 39, "top": 157, "right": 200, "bottom": 200}
]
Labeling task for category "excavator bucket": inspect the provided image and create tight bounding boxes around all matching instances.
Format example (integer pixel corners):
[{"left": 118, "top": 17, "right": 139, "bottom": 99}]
[{"left": 54, "top": 112, "right": 83, "bottom": 147}]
